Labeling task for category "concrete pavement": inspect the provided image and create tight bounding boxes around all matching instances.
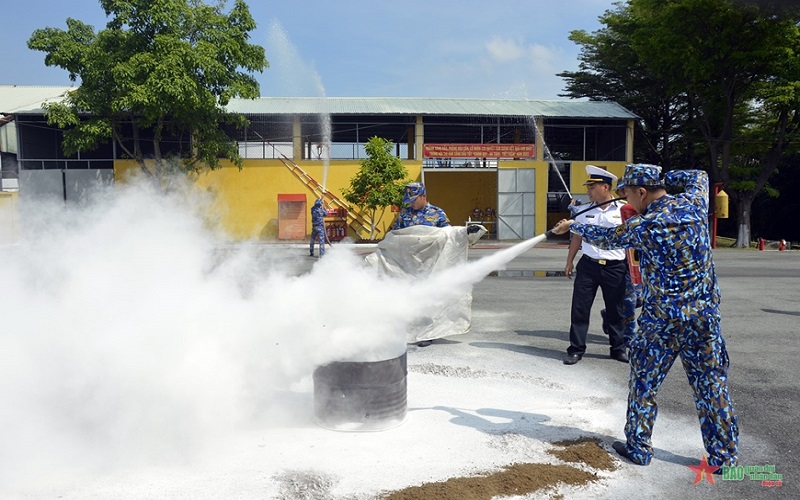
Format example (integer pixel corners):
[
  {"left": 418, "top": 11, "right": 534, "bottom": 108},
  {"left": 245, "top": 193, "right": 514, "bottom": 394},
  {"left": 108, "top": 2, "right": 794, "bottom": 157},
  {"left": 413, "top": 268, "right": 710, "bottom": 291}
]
[
  {"left": 227, "top": 239, "right": 799, "bottom": 497},
  {"left": 466, "top": 243, "right": 800, "bottom": 498}
]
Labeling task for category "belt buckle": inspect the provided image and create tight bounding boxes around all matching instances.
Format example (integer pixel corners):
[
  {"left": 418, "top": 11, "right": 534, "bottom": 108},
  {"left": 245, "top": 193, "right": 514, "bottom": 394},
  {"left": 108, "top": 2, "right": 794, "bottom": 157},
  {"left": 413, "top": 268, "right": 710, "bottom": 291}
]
[{"left": 598, "top": 259, "right": 607, "bottom": 265}]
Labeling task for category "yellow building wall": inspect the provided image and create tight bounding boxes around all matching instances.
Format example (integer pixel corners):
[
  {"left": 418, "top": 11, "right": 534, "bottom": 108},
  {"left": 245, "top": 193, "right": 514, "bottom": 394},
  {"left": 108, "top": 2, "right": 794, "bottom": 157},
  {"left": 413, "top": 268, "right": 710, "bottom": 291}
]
[
  {"left": 0, "top": 191, "right": 19, "bottom": 245},
  {"left": 114, "top": 158, "right": 625, "bottom": 241},
  {"left": 115, "top": 159, "right": 423, "bottom": 241}
]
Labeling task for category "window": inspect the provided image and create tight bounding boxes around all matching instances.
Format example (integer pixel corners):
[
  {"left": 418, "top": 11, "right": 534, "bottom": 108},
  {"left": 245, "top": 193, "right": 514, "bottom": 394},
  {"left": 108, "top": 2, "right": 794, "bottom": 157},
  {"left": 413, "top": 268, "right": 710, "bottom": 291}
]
[{"left": 543, "top": 119, "right": 626, "bottom": 161}]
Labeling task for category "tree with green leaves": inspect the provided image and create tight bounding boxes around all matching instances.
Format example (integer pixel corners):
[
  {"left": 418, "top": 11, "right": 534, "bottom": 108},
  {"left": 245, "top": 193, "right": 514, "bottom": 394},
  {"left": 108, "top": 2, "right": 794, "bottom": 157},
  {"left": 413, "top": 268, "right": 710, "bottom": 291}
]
[
  {"left": 558, "top": 5, "right": 702, "bottom": 171},
  {"left": 341, "top": 136, "right": 409, "bottom": 240},
  {"left": 560, "top": 0, "right": 800, "bottom": 247},
  {"left": 27, "top": 0, "right": 267, "bottom": 184}
]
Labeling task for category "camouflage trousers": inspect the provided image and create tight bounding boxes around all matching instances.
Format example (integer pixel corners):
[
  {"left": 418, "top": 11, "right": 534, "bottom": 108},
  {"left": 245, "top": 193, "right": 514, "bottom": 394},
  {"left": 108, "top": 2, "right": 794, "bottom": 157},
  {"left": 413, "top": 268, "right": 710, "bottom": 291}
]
[
  {"left": 622, "top": 277, "right": 643, "bottom": 342},
  {"left": 309, "top": 227, "right": 326, "bottom": 256},
  {"left": 621, "top": 312, "right": 739, "bottom": 466}
]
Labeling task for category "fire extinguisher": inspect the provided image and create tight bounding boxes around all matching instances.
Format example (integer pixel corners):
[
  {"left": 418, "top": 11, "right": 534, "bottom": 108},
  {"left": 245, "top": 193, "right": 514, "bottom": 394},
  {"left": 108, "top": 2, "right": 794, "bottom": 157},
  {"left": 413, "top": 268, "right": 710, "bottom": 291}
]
[{"left": 620, "top": 204, "right": 642, "bottom": 285}]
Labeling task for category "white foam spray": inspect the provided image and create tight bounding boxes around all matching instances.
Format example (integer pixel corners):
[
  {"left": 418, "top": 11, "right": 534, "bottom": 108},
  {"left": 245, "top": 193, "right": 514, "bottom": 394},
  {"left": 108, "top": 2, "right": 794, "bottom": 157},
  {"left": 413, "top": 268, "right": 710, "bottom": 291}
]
[
  {"left": 401, "top": 234, "right": 548, "bottom": 323},
  {"left": 0, "top": 178, "right": 544, "bottom": 493}
]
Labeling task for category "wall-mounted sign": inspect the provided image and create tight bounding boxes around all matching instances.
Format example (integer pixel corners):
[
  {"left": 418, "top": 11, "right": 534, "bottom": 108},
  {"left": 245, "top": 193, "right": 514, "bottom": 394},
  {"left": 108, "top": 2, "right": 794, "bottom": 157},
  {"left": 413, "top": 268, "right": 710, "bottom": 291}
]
[{"left": 423, "top": 143, "right": 536, "bottom": 159}]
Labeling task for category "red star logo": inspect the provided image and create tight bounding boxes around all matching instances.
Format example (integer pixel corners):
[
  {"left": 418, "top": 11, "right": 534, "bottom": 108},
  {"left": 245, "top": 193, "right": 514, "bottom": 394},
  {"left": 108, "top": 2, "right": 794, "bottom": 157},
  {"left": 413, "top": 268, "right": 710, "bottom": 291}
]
[{"left": 687, "top": 455, "right": 720, "bottom": 485}]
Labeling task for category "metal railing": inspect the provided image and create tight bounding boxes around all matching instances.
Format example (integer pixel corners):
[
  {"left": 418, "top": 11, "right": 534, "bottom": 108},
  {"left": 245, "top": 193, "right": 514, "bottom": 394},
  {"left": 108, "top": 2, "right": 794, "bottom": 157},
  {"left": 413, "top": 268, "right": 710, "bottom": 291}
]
[
  {"left": 237, "top": 142, "right": 409, "bottom": 161},
  {"left": 239, "top": 142, "right": 293, "bottom": 159},
  {"left": 423, "top": 158, "right": 499, "bottom": 169}
]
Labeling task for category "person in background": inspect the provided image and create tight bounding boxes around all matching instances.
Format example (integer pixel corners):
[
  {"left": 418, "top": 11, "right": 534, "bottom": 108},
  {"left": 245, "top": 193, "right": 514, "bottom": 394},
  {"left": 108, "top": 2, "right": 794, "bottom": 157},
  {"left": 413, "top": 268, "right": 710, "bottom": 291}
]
[
  {"left": 550, "top": 164, "right": 739, "bottom": 469},
  {"left": 391, "top": 182, "right": 450, "bottom": 230},
  {"left": 562, "top": 165, "right": 628, "bottom": 365},
  {"left": 567, "top": 198, "right": 583, "bottom": 218},
  {"left": 601, "top": 187, "right": 644, "bottom": 343},
  {"left": 309, "top": 198, "right": 327, "bottom": 258}
]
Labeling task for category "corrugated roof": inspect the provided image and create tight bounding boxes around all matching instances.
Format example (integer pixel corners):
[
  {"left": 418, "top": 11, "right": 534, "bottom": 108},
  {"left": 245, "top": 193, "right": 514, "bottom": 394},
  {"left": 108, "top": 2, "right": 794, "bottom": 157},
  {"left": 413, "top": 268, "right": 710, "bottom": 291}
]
[
  {"left": 223, "top": 97, "right": 637, "bottom": 119},
  {"left": 1, "top": 86, "right": 637, "bottom": 119},
  {"left": 0, "top": 85, "right": 76, "bottom": 114}
]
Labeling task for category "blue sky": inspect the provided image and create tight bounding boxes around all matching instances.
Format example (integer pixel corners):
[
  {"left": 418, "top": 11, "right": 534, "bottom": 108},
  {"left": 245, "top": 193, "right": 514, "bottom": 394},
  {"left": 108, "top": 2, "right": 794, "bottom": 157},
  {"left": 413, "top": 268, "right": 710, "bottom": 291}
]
[{"left": 2, "top": 0, "right": 619, "bottom": 99}]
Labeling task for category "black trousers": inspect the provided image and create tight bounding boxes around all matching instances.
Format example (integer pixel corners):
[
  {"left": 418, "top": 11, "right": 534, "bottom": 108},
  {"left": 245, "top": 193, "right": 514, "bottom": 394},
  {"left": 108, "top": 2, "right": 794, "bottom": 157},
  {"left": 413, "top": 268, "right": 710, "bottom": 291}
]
[{"left": 568, "top": 255, "right": 627, "bottom": 356}]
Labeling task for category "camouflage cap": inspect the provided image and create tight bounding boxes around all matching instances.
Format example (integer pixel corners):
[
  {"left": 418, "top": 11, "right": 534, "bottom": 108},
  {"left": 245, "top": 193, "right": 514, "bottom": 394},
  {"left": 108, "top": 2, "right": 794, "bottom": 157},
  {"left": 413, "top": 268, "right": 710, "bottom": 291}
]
[
  {"left": 617, "top": 164, "right": 664, "bottom": 189},
  {"left": 402, "top": 182, "right": 426, "bottom": 204}
]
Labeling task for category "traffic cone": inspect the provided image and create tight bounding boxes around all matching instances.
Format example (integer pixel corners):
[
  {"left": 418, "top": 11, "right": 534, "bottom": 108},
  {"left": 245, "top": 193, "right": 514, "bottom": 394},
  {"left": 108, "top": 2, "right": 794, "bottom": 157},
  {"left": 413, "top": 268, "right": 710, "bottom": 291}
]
[
  {"left": 758, "top": 238, "right": 765, "bottom": 251},
  {"left": 779, "top": 239, "right": 786, "bottom": 251}
]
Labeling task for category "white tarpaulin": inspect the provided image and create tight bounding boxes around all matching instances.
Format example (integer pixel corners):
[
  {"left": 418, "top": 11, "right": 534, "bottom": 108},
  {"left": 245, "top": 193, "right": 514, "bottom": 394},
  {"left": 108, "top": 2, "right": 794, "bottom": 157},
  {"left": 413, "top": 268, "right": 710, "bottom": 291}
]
[{"left": 365, "top": 225, "right": 484, "bottom": 343}]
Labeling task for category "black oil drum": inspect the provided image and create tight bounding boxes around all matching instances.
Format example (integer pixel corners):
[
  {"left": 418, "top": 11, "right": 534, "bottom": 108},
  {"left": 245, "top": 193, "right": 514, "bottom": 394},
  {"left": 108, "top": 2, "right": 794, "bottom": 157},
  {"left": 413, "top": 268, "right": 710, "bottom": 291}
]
[{"left": 312, "top": 351, "right": 407, "bottom": 431}]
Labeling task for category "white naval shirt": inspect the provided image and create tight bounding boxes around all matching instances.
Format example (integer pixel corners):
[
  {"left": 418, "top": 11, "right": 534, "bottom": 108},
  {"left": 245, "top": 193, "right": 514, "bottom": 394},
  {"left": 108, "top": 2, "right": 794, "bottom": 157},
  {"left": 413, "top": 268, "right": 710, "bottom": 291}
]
[{"left": 574, "top": 201, "right": 626, "bottom": 261}]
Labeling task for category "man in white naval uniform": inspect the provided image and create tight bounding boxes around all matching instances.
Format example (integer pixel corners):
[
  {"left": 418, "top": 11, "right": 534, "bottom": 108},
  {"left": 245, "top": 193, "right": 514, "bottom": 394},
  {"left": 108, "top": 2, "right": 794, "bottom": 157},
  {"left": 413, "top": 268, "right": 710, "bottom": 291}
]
[{"left": 563, "top": 165, "right": 628, "bottom": 365}]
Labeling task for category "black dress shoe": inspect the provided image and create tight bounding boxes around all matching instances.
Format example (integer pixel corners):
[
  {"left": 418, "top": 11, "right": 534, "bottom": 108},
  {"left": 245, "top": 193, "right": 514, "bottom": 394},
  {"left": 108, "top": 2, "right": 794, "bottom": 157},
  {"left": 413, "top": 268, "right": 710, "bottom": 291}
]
[
  {"left": 600, "top": 308, "right": 610, "bottom": 335},
  {"left": 610, "top": 351, "right": 629, "bottom": 363},
  {"left": 612, "top": 441, "right": 646, "bottom": 465},
  {"left": 563, "top": 353, "right": 582, "bottom": 365}
]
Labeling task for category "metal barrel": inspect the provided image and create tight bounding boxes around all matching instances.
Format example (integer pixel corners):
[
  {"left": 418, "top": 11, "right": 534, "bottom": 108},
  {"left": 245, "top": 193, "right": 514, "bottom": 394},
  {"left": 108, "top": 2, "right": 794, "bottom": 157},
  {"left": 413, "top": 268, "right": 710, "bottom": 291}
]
[{"left": 312, "top": 351, "right": 407, "bottom": 431}]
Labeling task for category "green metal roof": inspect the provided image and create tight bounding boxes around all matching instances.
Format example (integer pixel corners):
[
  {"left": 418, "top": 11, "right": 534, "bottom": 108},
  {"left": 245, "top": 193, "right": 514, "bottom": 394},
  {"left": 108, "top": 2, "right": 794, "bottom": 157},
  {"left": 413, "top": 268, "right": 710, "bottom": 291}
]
[
  {"left": 223, "top": 97, "right": 637, "bottom": 119},
  {"left": 2, "top": 86, "right": 636, "bottom": 120}
]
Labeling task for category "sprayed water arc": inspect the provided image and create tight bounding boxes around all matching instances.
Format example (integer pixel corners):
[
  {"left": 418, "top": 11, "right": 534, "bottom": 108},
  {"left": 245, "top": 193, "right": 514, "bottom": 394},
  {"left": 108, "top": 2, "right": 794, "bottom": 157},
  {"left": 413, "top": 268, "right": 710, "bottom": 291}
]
[
  {"left": 265, "top": 20, "right": 332, "bottom": 194},
  {"left": 529, "top": 115, "right": 571, "bottom": 198}
]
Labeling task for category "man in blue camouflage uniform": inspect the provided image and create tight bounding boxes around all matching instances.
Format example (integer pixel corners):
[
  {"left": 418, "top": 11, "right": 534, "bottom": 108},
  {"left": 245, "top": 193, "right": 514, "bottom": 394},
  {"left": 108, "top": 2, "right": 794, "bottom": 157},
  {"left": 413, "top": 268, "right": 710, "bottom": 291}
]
[
  {"left": 309, "top": 198, "right": 326, "bottom": 257},
  {"left": 391, "top": 182, "right": 450, "bottom": 230},
  {"left": 390, "top": 182, "right": 449, "bottom": 347},
  {"left": 551, "top": 164, "right": 739, "bottom": 469}
]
